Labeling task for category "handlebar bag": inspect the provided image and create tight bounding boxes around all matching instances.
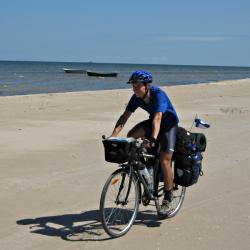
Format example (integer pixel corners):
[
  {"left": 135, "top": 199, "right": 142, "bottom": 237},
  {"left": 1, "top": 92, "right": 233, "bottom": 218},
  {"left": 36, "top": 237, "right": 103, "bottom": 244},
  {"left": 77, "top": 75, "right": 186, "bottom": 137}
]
[{"left": 103, "top": 137, "right": 137, "bottom": 163}]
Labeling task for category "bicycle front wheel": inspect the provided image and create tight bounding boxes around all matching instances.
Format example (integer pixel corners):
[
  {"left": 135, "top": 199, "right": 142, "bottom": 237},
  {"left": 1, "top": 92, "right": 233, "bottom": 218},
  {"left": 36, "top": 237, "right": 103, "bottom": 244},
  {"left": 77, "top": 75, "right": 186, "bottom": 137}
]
[{"left": 100, "top": 168, "right": 140, "bottom": 237}]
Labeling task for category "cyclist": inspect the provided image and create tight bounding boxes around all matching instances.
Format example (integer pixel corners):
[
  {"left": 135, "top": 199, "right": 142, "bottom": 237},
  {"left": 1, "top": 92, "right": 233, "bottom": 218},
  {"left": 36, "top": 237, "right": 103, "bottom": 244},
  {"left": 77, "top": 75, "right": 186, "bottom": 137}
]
[{"left": 110, "top": 70, "right": 179, "bottom": 214}]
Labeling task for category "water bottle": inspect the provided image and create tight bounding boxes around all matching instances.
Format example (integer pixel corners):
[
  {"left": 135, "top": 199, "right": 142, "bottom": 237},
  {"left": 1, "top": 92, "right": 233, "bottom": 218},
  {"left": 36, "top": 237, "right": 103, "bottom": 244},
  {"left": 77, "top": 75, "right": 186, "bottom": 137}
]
[{"left": 139, "top": 166, "right": 153, "bottom": 190}]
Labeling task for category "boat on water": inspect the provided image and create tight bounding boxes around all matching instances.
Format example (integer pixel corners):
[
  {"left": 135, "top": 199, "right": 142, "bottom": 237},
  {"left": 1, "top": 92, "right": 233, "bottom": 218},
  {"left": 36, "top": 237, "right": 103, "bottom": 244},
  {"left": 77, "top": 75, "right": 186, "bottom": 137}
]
[
  {"left": 63, "top": 68, "right": 86, "bottom": 74},
  {"left": 86, "top": 70, "right": 118, "bottom": 77}
]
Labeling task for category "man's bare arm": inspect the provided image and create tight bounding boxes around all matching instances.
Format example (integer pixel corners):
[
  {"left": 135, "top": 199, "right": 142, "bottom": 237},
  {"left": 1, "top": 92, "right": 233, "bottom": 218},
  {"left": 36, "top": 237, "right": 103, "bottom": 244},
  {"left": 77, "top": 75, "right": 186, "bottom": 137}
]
[
  {"left": 111, "top": 110, "right": 132, "bottom": 137},
  {"left": 151, "top": 112, "right": 163, "bottom": 140}
]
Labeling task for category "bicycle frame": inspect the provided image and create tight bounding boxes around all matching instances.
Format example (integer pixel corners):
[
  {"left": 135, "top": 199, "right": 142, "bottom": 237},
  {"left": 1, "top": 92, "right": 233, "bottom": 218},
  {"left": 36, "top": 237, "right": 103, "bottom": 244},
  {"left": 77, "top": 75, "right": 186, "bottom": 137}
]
[{"left": 118, "top": 148, "right": 161, "bottom": 207}]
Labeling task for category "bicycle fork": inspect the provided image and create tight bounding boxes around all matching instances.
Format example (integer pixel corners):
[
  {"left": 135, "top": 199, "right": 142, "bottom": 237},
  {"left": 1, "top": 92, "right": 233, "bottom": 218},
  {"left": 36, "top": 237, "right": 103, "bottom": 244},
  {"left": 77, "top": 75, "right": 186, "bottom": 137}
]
[{"left": 114, "top": 165, "right": 135, "bottom": 205}]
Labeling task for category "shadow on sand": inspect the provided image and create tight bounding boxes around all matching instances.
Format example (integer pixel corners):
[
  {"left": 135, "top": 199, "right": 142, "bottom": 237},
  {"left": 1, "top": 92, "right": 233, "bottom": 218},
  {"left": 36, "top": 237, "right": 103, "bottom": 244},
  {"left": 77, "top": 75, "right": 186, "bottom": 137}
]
[{"left": 17, "top": 209, "right": 162, "bottom": 241}]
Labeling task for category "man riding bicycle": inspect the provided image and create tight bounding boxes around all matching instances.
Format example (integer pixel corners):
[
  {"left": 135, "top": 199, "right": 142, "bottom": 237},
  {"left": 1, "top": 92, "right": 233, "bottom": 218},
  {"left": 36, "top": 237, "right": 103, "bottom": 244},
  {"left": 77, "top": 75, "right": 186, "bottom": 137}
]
[{"left": 110, "top": 70, "right": 179, "bottom": 214}]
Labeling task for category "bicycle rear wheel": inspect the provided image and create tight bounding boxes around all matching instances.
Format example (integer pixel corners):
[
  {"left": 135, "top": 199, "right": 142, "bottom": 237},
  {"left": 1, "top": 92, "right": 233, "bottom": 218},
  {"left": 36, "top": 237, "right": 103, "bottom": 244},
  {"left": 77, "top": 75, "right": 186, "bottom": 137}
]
[
  {"left": 100, "top": 168, "right": 140, "bottom": 237},
  {"left": 155, "top": 172, "right": 186, "bottom": 218}
]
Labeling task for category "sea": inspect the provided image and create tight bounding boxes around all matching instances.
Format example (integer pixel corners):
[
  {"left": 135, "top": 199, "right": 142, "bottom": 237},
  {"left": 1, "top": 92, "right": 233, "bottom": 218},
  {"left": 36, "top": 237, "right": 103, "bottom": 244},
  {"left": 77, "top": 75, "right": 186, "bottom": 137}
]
[{"left": 1, "top": 60, "right": 250, "bottom": 96}]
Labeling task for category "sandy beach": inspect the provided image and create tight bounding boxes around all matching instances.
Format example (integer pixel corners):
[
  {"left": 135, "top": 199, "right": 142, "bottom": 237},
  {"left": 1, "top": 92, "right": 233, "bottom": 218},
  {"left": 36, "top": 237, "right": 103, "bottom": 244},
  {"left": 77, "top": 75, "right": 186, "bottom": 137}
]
[{"left": 0, "top": 79, "right": 250, "bottom": 250}]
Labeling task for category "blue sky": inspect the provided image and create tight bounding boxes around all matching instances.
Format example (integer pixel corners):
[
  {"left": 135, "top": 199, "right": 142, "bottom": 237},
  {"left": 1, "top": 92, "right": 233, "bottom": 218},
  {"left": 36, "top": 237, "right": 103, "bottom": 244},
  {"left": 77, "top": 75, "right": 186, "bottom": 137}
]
[{"left": 1, "top": 0, "right": 250, "bottom": 66}]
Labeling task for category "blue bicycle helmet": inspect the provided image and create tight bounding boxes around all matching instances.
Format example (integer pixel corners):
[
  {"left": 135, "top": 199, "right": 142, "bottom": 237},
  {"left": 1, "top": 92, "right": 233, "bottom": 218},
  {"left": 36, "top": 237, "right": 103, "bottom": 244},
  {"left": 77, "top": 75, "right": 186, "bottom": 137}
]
[{"left": 127, "top": 70, "right": 153, "bottom": 84}]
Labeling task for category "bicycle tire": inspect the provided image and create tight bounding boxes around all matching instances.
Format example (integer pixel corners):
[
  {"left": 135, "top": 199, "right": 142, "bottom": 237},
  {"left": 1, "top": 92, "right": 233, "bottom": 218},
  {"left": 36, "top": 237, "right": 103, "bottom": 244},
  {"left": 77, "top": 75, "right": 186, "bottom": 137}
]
[{"left": 100, "top": 168, "right": 140, "bottom": 237}]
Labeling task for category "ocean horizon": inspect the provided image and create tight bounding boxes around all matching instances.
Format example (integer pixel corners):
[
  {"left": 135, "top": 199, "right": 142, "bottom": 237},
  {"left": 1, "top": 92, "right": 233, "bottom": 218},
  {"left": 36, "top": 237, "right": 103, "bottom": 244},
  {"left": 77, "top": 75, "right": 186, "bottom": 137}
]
[{"left": 1, "top": 60, "right": 250, "bottom": 96}]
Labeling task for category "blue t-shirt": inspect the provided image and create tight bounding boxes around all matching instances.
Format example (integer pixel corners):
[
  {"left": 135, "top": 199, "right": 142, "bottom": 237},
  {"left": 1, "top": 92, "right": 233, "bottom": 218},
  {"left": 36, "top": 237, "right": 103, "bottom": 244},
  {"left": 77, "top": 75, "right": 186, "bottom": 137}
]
[{"left": 126, "top": 85, "right": 179, "bottom": 124}]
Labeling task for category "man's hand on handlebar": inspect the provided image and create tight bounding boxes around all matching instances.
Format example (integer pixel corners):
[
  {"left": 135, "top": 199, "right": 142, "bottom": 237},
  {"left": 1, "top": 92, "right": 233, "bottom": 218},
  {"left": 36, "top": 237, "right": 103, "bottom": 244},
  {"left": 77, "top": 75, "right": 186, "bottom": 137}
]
[{"left": 143, "top": 137, "right": 156, "bottom": 148}]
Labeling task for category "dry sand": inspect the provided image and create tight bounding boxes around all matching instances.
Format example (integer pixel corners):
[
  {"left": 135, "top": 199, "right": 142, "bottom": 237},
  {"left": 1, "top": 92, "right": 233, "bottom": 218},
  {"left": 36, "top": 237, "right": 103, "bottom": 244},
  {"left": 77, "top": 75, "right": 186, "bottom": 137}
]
[{"left": 0, "top": 79, "right": 249, "bottom": 250}]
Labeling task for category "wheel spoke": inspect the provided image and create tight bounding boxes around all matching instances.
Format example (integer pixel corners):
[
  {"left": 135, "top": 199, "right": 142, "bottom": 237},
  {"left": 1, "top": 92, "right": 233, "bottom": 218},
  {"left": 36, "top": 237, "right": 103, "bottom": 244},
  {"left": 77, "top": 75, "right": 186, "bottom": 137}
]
[{"left": 106, "top": 207, "right": 118, "bottom": 225}]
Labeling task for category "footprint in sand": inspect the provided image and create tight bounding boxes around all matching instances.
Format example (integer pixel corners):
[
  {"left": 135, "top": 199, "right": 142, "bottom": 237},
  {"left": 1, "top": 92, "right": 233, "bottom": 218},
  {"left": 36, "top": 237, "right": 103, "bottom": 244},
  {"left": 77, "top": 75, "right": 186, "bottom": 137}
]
[{"left": 220, "top": 107, "right": 249, "bottom": 114}]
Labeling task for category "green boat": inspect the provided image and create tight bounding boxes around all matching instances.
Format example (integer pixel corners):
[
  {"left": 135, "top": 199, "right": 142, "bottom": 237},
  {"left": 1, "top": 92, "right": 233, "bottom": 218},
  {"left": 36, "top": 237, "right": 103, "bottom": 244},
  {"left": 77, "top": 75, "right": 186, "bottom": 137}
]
[{"left": 86, "top": 70, "right": 118, "bottom": 77}]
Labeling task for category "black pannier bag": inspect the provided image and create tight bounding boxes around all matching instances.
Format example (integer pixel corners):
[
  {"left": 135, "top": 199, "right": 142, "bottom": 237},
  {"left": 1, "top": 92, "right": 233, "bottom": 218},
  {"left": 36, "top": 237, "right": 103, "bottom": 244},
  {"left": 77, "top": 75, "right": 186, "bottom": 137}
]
[
  {"left": 103, "top": 137, "right": 137, "bottom": 163},
  {"left": 174, "top": 151, "right": 203, "bottom": 187},
  {"left": 174, "top": 127, "right": 207, "bottom": 155},
  {"left": 173, "top": 127, "right": 205, "bottom": 187},
  {"left": 174, "top": 127, "right": 194, "bottom": 155}
]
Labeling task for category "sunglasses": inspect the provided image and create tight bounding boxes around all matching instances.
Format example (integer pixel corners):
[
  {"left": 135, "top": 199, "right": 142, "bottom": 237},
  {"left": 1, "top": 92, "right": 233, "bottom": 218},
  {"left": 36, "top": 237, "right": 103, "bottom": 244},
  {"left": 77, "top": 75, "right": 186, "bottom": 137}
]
[{"left": 132, "top": 81, "right": 144, "bottom": 86}]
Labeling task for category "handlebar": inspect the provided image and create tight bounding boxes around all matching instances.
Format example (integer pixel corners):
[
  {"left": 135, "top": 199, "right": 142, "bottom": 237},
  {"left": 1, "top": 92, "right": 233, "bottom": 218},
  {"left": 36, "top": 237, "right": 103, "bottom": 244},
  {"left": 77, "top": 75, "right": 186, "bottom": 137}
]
[
  {"left": 134, "top": 139, "right": 156, "bottom": 159},
  {"left": 141, "top": 152, "right": 155, "bottom": 159}
]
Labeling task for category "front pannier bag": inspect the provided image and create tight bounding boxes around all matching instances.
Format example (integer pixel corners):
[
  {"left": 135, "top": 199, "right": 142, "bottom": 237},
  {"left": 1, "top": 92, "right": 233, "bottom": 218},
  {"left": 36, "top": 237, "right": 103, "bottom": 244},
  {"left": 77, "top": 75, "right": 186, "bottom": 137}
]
[{"left": 103, "top": 137, "right": 137, "bottom": 163}]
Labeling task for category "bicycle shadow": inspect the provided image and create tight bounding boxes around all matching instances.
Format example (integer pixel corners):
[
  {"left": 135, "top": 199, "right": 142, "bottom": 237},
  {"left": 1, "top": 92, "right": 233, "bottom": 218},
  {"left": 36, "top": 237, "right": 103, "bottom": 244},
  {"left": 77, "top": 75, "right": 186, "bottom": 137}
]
[{"left": 16, "top": 209, "right": 162, "bottom": 241}]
